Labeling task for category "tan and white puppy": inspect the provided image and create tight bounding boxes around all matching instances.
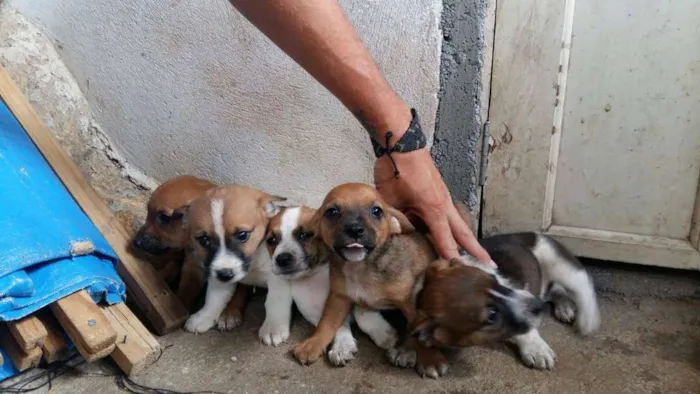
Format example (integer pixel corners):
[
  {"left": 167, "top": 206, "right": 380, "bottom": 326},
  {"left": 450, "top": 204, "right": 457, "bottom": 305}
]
[
  {"left": 262, "top": 206, "right": 397, "bottom": 365},
  {"left": 293, "top": 183, "right": 446, "bottom": 373},
  {"left": 132, "top": 175, "right": 216, "bottom": 308},
  {"left": 409, "top": 233, "right": 601, "bottom": 374},
  {"left": 183, "top": 185, "right": 285, "bottom": 333}
]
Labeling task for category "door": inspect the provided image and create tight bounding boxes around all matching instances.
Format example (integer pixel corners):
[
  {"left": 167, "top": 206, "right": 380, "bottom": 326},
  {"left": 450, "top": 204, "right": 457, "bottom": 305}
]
[{"left": 483, "top": 0, "right": 700, "bottom": 269}]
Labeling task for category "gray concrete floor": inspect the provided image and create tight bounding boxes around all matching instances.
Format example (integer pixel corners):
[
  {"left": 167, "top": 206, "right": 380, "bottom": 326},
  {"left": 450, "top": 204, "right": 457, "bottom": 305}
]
[{"left": 7, "top": 288, "right": 699, "bottom": 394}]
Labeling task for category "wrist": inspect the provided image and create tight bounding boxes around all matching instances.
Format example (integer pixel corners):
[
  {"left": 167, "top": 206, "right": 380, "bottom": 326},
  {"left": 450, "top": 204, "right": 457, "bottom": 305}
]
[{"left": 370, "top": 108, "right": 426, "bottom": 158}]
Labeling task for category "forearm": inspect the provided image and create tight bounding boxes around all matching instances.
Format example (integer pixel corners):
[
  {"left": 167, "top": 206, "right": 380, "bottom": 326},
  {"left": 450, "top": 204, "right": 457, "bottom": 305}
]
[{"left": 229, "top": 0, "right": 411, "bottom": 145}]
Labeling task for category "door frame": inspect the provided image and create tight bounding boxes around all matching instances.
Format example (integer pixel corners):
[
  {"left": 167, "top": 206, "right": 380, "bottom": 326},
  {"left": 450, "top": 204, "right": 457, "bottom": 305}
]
[{"left": 479, "top": 0, "right": 700, "bottom": 270}]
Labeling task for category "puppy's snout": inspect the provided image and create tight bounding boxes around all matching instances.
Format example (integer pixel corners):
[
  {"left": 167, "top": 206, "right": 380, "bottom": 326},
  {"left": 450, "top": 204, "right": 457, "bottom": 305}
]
[
  {"left": 216, "top": 268, "right": 235, "bottom": 282},
  {"left": 133, "top": 232, "right": 145, "bottom": 248},
  {"left": 529, "top": 298, "right": 546, "bottom": 315},
  {"left": 275, "top": 252, "right": 294, "bottom": 268},
  {"left": 344, "top": 222, "right": 365, "bottom": 239}
]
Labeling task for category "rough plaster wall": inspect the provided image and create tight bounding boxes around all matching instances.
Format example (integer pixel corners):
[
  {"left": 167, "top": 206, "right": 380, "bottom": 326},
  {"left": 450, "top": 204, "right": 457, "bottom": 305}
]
[
  {"left": 433, "top": 0, "right": 487, "bottom": 211},
  {"left": 0, "top": 3, "right": 150, "bottom": 234},
  {"left": 9, "top": 0, "right": 442, "bottom": 208}
]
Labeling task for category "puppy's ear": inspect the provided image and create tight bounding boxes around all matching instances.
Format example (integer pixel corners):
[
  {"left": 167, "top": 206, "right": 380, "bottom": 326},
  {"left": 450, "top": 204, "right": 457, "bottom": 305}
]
[
  {"left": 260, "top": 194, "right": 288, "bottom": 218},
  {"left": 386, "top": 206, "right": 415, "bottom": 235},
  {"left": 409, "top": 311, "right": 437, "bottom": 348}
]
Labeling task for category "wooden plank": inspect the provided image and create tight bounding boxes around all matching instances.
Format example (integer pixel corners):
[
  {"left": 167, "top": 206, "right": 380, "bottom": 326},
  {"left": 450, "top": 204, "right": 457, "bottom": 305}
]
[
  {"left": 35, "top": 310, "right": 71, "bottom": 364},
  {"left": 50, "top": 290, "right": 117, "bottom": 360},
  {"left": 0, "top": 326, "right": 42, "bottom": 371},
  {"left": 0, "top": 66, "right": 188, "bottom": 335},
  {"left": 102, "top": 303, "right": 161, "bottom": 376},
  {"left": 7, "top": 315, "right": 48, "bottom": 351}
]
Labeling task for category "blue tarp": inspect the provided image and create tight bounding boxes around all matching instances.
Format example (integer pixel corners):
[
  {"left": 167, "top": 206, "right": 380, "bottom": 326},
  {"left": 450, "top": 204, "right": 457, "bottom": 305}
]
[{"left": 0, "top": 100, "right": 126, "bottom": 379}]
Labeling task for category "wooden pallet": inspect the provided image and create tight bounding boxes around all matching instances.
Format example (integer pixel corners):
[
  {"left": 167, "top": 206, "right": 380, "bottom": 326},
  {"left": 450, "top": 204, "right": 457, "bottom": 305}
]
[
  {"left": 0, "top": 65, "right": 188, "bottom": 335},
  {"left": 2, "top": 290, "right": 161, "bottom": 376}
]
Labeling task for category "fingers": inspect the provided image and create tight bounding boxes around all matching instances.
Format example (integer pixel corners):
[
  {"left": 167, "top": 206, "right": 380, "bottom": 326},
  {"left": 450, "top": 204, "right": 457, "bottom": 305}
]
[
  {"left": 422, "top": 213, "right": 461, "bottom": 260},
  {"left": 447, "top": 204, "right": 492, "bottom": 263}
]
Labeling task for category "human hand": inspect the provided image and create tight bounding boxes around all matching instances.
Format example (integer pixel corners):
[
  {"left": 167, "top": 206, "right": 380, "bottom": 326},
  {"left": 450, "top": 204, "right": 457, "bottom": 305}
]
[{"left": 374, "top": 148, "right": 492, "bottom": 263}]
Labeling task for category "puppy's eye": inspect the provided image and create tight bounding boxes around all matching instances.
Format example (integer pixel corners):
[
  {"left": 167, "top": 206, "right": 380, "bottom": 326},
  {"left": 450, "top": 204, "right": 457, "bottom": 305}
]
[
  {"left": 172, "top": 212, "right": 184, "bottom": 221},
  {"left": 235, "top": 231, "right": 250, "bottom": 243},
  {"left": 370, "top": 206, "right": 383, "bottom": 219},
  {"left": 266, "top": 234, "right": 278, "bottom": 246},
  {"left": 196, "top": 235, "right": 211, "bottom": 248},
  {"left": 324, "top": 207, "right": 340, "bottom": 219},
  {"left": 486, "top": 306, "right": 500, "bottom": 325},
  {"left": 157, "top": 212, "right": 171, "bottom": 225}
]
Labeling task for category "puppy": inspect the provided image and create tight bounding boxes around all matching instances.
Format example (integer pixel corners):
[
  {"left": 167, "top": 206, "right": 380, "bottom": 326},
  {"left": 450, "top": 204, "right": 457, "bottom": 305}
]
[
  {"left": 263, "top": 206, "right": 398, "bottom": 365},
  {"left": 409, "top": 233, "right": 601, "bottom": 376},
  {"left": 183, "top": 185, "right": 285, "bottom": 333},
  {"left": 293, "top": 183, "right": 446, "bottom": 372},
  {"left": 132, "top": 175, "right": 216, "bottom": 307}
]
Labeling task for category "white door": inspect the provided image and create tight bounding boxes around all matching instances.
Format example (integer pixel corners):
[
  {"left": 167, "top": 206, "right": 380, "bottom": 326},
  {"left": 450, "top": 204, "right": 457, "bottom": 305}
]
[{"left": 483, "top": 0, "right": 700, "bottom": 270}]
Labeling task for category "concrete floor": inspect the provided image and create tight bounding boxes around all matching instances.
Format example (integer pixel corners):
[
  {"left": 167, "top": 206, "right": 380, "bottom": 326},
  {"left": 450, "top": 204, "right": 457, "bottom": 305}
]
[{"left": 8, "top": 285, "right": 698, "bottom": 394}]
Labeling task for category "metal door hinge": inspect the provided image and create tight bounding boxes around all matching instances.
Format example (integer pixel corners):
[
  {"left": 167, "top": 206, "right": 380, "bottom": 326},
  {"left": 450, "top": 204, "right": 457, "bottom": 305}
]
[{"left": 478, "top": 121, "right": 491, "bottom": 186}]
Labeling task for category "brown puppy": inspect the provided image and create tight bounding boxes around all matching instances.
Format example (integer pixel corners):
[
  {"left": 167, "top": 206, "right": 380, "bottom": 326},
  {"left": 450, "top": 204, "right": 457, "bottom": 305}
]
[
  {"left": 183, "top": 185, "right": 286, "bottom": 333},
  {"left": 409, "top": 233, "right": 600, "bottom": 372},
  {"left": 293, "top": 183, "right": 446, "bottom": 376},
  {"left": 132, "top": 175, "right": 216, "bottom": 309}
]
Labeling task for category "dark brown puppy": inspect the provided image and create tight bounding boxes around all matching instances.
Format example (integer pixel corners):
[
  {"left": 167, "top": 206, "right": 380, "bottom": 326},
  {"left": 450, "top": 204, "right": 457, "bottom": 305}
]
[
  {"left": 293, "top": 183, "right": 446, "bottom": 376},
  {"left": 409, "top": 233, "right": 600, "bottom": 372}
]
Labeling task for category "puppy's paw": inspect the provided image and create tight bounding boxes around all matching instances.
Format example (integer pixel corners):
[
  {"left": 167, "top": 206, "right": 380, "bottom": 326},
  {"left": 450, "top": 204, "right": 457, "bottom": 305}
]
[
  {"left": 519, "top": 337, "right": 557, "bottom": 370},
  {"left": 184, "top": 310, "right": 217, "bottom": 334},
  {"left": 369, "top": 326, "right": 398, "bottom": 350},
  {"left": 217, "top": 310, "right": 243, "bottom": 331},
  {"left": 293, "top": 337, "right": 326, "bottom": 365},
  {"left": 386, "top": 347, "right": 416, "bottom": 369},
  {"left": 328, "top": 335, "right": 357, "bottom": 367},
  {"left": 416, "top": 349, "right": 449, "bottom": 379},
  {"left": 553, "top": 298, "right": 577, "bottom": 324},
  {"left": 258, "top": 320, "right": 290, "bottom": 347}
]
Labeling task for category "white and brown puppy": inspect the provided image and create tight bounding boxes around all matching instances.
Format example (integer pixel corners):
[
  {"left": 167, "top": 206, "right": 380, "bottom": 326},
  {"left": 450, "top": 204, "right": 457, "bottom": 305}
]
[
  {"left": 262, "top": 206, "right": 398, "bottom": 365},
  {"left": 183, "top": 185, "right": 285, "bottom": 333},
  {"left": 409, "top": 233, "right": 601, "bottom": 375}
]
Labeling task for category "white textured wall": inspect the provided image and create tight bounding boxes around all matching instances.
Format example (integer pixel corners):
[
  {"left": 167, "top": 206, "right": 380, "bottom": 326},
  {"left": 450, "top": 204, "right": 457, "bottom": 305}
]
[{"left": 9, "top": 0, "right": 442, "bottom": 207}]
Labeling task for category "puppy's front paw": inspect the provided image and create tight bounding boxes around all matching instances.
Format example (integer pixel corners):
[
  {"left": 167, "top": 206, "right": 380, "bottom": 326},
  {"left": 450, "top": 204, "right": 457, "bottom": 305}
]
[
  {"left": 217, "top": 309, "right": 243, "bottom": 331},
  {"left": 258, "top": 320, "right": 290, "bottom": 346},
  {"left": 184, "top": 310, "right": 217, "bottom": 333},
  {"left": 553, "top": 298, "right": 576, "bottom": 324},
  {"left": 293, "top": 337, "right": 326, "bottom": 365},
  {"left": 328, "top": 335, "right": 357, "bottom": 367},
  {"left": 416, "top": 349, "right": 449, "bottom": 379},
  {"left": 386, "top": 347, "right": 416, "bottom": 368},
  {"left": 519, "top": 337, "right": 557, "bottom": 370}
]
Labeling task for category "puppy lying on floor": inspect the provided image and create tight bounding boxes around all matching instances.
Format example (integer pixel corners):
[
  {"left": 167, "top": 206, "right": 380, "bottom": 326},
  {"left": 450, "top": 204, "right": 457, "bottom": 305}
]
[
  {"left": 262, "top": 206, "right": 397, "bottom": 365},
  {"left": 132, "top": 175, "right": 216, "bottom": 308},
  {"left": 183, "top": 185, "right": 286, "bottom": 333},
  {"left": 409, "top": 233, "right": 601, "bottom": 376},
  {"left": 292, "top": 183, "right": 445, "bottom": 373}
]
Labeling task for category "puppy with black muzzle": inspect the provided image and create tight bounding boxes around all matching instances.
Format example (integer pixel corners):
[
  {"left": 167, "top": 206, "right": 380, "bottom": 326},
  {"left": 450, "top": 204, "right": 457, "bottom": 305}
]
[
  {"left": 408, "top": 233, "right": 601, "bottom": 376},
  {"left": 183, "top": 185, "right": 285, "bottom": 333},
  {"left": 292, "top": 183, "right": 449, "bottom": 373},
  {"left": 262, "top": 206, "right": 398, "bottom": 365},
  {"left": 132, "top": 175, "right": 216, "bottom": 308}
]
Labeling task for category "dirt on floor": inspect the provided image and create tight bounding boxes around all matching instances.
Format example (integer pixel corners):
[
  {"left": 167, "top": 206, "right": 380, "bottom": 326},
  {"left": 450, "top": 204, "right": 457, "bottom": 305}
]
[{"left": 5, "top": 291, "right": 699, "bottom": 394}]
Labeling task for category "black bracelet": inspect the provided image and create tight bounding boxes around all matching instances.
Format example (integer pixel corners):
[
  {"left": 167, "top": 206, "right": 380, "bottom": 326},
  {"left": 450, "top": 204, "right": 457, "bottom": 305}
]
[{"left": 370, "top": 108, "right": 427, "bottom": 178}]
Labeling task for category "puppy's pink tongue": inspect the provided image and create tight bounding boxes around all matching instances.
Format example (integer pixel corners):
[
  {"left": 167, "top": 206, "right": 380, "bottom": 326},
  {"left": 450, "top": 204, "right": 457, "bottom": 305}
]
[{"left": 346, "top": 243, "right": 364, "bottom": 249}]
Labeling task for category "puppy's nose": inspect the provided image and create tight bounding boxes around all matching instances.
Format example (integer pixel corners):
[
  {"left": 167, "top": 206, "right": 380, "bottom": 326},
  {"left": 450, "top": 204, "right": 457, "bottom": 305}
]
[
  {"left": 133, "top": 231, "right": 145, "bottom": 248},
  {"left": 529, "top": 298, "right": 546, "bottom": 315},
  {"left": 216, "top": 268, "right": 235, "bottom": 282},
  {"left": 344, "top": 223, "right": 365, "bottom": 239},
  {"left": 275, "top": 252, "right": 294, "bottom": 268}
]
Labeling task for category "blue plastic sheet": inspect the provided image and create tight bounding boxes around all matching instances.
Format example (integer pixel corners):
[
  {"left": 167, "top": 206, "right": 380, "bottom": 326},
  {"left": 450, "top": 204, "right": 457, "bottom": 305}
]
[{"left": 0, "top": 100, "right": 126, "bottom": 380}]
